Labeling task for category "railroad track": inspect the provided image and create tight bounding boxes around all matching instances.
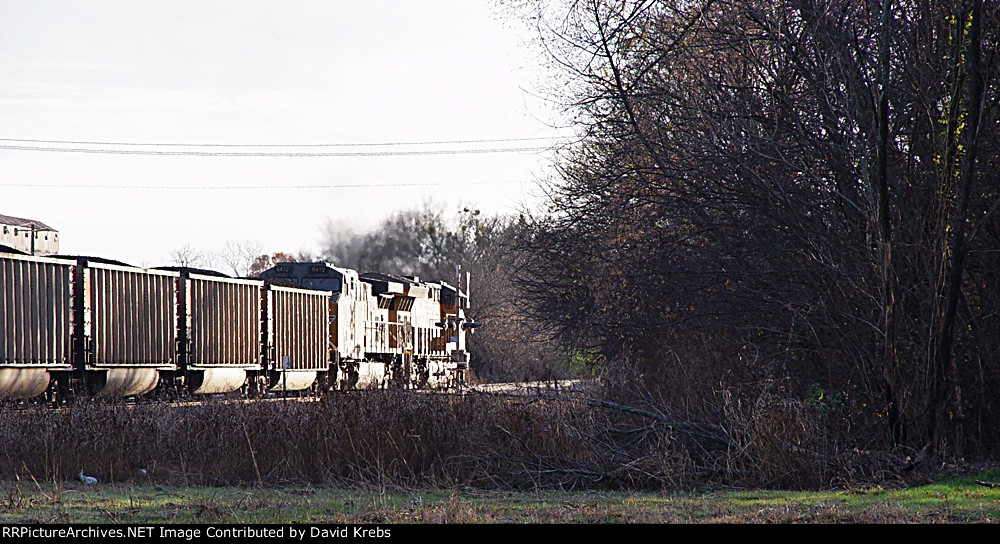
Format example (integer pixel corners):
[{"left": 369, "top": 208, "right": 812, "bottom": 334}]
[{"left": 3, "top": 379, "right": 587, "bottom": 411}]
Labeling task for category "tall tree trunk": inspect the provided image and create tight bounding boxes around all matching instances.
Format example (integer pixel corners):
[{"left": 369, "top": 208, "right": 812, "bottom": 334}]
[
  {"left": 928, "top": 0, "right": 984, "bottom": 457},
  {"left": 876, "top": 0, "right": 904, "bottom": 447}
]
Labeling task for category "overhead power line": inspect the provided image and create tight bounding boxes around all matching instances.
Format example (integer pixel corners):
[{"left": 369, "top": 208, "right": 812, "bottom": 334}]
[
  {"left": 1, "top": 180, "right": 528, "bottom": 190},
  {"left": 0, "top": 136, "right": 564, "bottom": 147},
  {"left": 0, "top": 143, "right": 552, "bottom": 157}
]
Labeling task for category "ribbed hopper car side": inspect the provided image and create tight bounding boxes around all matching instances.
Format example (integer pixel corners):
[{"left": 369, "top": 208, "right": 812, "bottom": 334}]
[
  {"left": 258, "top": 262, "right": 380, "bottom": 389},
  {"left": 264, "top": 284, "right": 332, "bottom": 392},
  {"left": 177, "top": 273, "right": 264, "bottom": 394},
  {"left": 0, "top": 253, "right": 75, "bottom": 400},
  {"left": 79, "top": 261, "right": 179, "bottom": 396}
]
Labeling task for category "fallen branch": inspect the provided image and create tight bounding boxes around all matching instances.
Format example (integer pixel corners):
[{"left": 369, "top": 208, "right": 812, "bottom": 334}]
[
  {"left": 900, "top": 444, "right": 928, "bottom": 473},
  {"left": 588, "top": 399, "right": 735, "bottom": 448}
]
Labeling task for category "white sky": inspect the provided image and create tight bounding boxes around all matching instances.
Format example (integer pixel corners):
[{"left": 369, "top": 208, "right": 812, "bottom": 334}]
[{"left": 0, "top": 1, "right": 566, "bottom": 267}]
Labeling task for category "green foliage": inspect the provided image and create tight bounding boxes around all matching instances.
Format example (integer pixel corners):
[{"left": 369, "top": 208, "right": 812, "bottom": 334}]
[
  {"left": 563, "top": 348, "right": 604, "bottom": 376},
  {"left": 804, "top": 383, "right": 843, "bottom": 418}
]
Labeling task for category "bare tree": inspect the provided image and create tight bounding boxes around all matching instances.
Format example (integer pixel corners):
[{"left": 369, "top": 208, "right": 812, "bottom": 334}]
[
  {"left": 514, "top": 0, "right": 1000, "bottom": 456},
  {"left": 216, "top": 240, "right": 265, "bottom": 278},
  {"left": 169, "top": 245, "right": 209, "bottom": 268}
]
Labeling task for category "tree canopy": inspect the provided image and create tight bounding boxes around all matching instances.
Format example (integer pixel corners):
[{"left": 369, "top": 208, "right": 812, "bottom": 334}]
[{"left": 514, "top": 0, "right": 1000, "bottom": 457}]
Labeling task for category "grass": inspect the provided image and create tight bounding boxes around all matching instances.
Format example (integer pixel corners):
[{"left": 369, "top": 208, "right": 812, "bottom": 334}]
[{"left": 1, "top": 470, "right": 998, "bottom": 523}]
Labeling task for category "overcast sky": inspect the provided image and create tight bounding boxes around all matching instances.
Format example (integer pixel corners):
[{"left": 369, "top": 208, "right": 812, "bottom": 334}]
[{"left": 0, "top": 1, "right": 567, "bottom": 267}]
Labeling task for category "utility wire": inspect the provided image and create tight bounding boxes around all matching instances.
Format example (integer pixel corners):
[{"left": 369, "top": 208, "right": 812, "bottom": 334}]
[
  {"left": 1, "top": 180, "right": 528, "bottom": 190},
  {"left": 0, "top": 143, "right": 552, "bottom": 157},
  {"left": 0, "top": 135, "right": 564, "bottom": 148}
]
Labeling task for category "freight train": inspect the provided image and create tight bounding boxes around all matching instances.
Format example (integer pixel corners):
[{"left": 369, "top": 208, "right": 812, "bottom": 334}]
[{"left": 0, "top": 251, "right": 475, "bottom": 402}]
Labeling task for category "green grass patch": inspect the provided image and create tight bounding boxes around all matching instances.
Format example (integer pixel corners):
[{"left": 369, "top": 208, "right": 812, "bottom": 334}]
[{"left": 2, "top": 470, "right": 999, "bottom": 523}]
